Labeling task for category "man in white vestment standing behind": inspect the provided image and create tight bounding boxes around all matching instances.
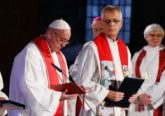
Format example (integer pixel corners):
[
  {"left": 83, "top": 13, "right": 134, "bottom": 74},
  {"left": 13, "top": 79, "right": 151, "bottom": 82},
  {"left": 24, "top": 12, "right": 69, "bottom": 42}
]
[
  {"left": 8, "top": 19, "right": 77, "bottom": 116},
  {"left": 91, "top": 16, "right": 104, "bottom": 38},
  {"left": 70, "top": 5, "right": 137, "bottom": 116}
]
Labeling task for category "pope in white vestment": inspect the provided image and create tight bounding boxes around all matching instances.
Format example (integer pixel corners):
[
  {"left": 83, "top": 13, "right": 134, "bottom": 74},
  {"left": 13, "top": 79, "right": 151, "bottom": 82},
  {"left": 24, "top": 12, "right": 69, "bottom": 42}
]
[
  {"left": 8, "top": 19, "right": 77, "bottom": 116},
  {"left": 9, "top": 42, "right": 66, "bottom": 116}
]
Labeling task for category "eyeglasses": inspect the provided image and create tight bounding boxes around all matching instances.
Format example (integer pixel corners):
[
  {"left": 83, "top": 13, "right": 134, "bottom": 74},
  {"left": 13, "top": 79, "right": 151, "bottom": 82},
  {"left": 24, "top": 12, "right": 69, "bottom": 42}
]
[
  {"left": 149, "top": 34, "right": 163, "bottom": 37},
  {"left": 103, "top": 19, "right": 121, "bottom": 25},
  {"left": 52, "top": 30, "right": 70, "bottom": 45}
]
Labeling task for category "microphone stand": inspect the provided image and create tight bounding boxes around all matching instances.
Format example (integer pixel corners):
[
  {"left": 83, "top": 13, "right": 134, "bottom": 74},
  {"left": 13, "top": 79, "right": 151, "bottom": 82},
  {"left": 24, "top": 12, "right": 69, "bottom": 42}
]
[{"left": 51, "top": 63, "right": 97, "bottom": 115}]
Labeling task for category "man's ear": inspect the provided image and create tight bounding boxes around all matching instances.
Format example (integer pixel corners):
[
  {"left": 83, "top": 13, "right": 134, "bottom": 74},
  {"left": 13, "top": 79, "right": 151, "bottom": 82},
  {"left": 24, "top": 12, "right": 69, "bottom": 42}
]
[{"left": 47, "top": 29, "right": 54, "bottom": 39}]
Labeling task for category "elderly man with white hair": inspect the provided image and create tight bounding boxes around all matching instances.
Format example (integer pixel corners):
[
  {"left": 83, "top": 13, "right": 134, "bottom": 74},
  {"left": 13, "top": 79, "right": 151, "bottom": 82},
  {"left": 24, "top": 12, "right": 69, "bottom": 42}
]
[
  {"left": 128, "top": 23, "right": 165, "bottom": 116},
  {"left": 8, "top": 19, "right": 77, "bottom": 116},
  {"left": 70, "top": 5, "right": 137, "bottom": 116}
]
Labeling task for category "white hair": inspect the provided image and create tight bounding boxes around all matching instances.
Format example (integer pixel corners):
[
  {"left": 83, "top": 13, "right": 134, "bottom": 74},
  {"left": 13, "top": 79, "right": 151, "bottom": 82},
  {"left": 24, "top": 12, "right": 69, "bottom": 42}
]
[
  {"left": 144, "top": 23, "right": 164, "bottom": 39},
  {"left": 101, "top": 5, "right": 123, "bottom": 21}
]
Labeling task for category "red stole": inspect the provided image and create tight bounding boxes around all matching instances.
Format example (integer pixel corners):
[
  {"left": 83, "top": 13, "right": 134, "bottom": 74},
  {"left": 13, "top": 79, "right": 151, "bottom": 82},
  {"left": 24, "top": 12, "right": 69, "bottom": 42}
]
[
  {"left": 135, "top": 49, "right": 165, "bottom": 116},
  {"left": 93, "top": 33, "right": 128, "bottom": 75},
  {"left": 135, "top": 50, "right": 146, "bottom": 78},
  {"left": 33, "top": 36, "right": 67, "bottom": 116}
]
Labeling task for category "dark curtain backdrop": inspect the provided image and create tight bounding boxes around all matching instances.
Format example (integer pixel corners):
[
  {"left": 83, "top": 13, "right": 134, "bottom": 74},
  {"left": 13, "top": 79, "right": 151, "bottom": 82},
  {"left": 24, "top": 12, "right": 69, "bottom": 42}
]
[
  {"left": 0, "top": 0, "right": 86, "bottom": 95},
  {"left": 130, "top": 0, "right": 165, "bottom": 54},
  {"left": 0, "top": 0, "right": 39, "bottom": 95}
]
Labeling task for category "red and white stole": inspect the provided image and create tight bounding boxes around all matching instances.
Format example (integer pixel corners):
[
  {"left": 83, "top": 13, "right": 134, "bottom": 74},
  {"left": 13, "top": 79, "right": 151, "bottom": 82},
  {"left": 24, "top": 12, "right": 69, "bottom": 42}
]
[
  {"left": 93, "top": 33, "right": 128, "bottom": 77},
  {"left": 33, "top": 36, "right": 67, "bottom": 116},
  {"left": 135, "top": 49, "right": 165, "bottom": 116}
]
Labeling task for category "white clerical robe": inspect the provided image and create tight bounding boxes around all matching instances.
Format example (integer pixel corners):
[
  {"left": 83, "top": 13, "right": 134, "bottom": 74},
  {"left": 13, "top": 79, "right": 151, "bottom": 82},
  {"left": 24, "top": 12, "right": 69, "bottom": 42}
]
[
  {"left": 70, "top": 37, "right": 132, "bottom": 116},
  {"left": 128, "top": 46, "right": 165, "bottom": 116},
  {"left": 8, "top": 42, "right": 72, "bottom": 116},
  {"left": 0, "top": 72, "right": 8, "bottom": 116}
]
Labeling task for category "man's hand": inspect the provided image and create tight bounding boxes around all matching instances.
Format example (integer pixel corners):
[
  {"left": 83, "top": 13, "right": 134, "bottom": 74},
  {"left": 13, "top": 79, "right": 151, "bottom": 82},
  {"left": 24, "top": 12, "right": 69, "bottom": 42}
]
[
  {"left": 107, "top": 90, "right": 124, "bottom": 101},
  {"left": 138, "top": 93, "right": 151, "bottom": 105},
  {"left": 133, "top": 93, "right": 151, "bottom": 112},
  {"left": 60, "top": 89, "right": 78, "bottom": 101},
  {"left": 128, "top": 94, "right": 138, "bottom": 103}
]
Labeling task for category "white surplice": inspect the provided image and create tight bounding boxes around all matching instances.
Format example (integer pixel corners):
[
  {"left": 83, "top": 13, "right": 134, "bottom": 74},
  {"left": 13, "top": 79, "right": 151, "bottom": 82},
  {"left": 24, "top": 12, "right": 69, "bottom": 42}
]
[
  {"left": 8, "top": 42, "right": 72, "bottom": 116},
  {"left": 0, "top": 72, "right": 8, "bottom": 116},
  {"left": 128, "top": 46, "right": 165, "bottom": 116},
  {"left": 70, "top": 37, "right": 132, "bottom": 116}
]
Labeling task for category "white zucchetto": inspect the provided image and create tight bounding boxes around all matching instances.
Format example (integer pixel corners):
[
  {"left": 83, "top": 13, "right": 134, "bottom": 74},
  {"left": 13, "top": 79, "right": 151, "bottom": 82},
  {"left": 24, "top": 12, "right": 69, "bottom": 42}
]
[{"left": 49, "top": 19, "right": 71, "bottom": 30}]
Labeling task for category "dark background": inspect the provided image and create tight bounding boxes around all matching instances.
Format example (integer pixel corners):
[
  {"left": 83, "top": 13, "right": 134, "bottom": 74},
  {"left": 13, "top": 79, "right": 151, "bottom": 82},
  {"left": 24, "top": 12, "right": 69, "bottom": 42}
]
[{"left": 0, "top": 0, "right": 165, "bottom": 95}]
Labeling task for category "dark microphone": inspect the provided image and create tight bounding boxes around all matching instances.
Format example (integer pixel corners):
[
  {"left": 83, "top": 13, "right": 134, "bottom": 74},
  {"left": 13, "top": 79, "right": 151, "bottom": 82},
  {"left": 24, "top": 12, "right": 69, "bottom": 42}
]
[
  {"left": 52, "top": 63, "right": 62, "bottom": 72},
  {"left": 104, "top": 66, "right": 113, "bottom": 78},
  {"left": 51, "top": 63, "right": 74, "bottom": 82},
  {"left": 105, "top": 66, "right": 111, "bottom": 72}
]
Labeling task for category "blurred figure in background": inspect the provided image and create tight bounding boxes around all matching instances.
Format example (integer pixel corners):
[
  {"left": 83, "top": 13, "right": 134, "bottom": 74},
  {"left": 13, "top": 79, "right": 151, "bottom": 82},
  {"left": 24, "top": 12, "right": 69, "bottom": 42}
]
[
  {"left": 91, "top": 16, "right": 104, "bottom": 37},
  {"left": 128, "top": 23, "right": 165, "bottom": 116}
]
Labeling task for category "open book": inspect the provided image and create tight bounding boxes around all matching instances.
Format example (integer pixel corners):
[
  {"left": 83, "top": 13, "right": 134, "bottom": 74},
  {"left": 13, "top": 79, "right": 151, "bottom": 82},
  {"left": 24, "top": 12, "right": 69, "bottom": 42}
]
[
  {"left": 51, "top": 82, "right": 86, "bottom": 94},
  {"left": 104, "top": 77, "right": 144, "bottom": 108},
  {"left": 0, "top": 100, "right": 25, "bottom": 110}
]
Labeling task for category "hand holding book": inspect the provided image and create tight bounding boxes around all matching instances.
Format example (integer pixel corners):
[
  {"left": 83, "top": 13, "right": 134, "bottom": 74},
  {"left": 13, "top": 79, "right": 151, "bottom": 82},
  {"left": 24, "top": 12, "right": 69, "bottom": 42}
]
[
  {"left": 104, "top": 77, "right": 144, "bottom": 108},
  {"left": 51, "top": 82, "right": 86, "bottom": 94}
]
